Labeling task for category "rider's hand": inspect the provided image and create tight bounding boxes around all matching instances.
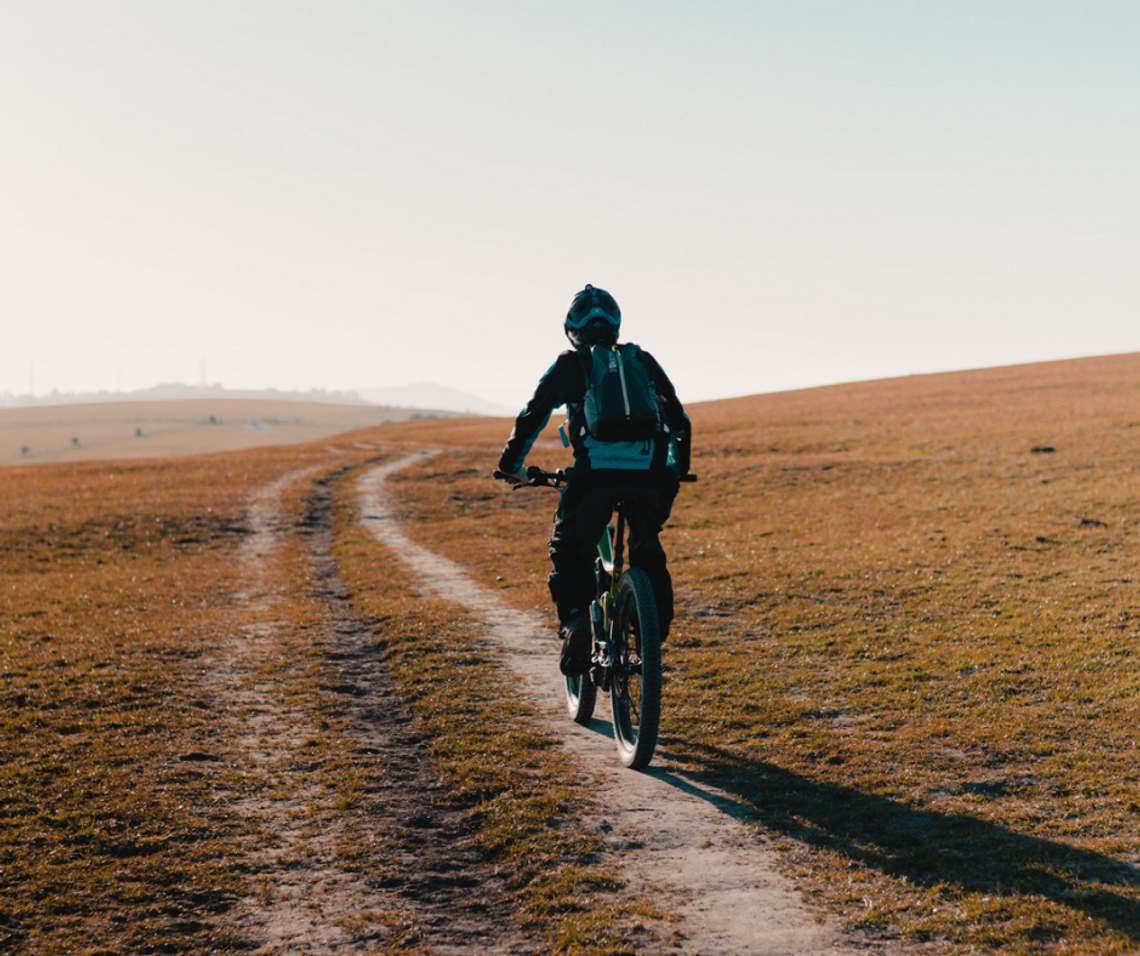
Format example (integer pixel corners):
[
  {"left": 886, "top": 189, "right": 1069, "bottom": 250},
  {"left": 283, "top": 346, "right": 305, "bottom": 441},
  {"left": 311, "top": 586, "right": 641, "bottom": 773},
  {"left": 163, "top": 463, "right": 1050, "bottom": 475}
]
[{"left": 501, "top": 468, "right": 528, "bottom": 486}]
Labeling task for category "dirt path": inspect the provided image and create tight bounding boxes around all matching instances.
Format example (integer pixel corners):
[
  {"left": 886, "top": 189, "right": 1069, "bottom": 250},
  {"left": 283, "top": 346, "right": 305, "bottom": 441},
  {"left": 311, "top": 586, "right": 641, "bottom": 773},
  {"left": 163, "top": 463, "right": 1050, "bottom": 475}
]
[
  {"left": 357, "top": 453, "right": 880, "bottom": 956},
  {"left": 207, "top": 465, "right": 535, "bottom": 954}
]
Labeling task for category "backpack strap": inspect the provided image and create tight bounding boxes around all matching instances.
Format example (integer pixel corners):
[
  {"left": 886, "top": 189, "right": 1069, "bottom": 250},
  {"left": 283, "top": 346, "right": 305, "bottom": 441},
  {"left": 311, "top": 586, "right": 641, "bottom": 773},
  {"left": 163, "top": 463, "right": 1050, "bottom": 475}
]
[
  {"left": 574, "top": 343, "right": 593, "bottom": 381},
  {"left": 620, "top": 342, "right": 670, "bottom": 469},
  {"left": 564, "top": 345, "right": 592, "bottom": 450}
]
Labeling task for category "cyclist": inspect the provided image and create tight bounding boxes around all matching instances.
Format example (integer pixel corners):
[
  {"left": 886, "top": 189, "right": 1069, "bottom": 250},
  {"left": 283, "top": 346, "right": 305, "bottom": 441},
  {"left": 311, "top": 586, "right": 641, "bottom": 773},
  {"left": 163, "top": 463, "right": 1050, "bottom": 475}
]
[{"left": 497, "top": 284, "right": 691, "bottom": 675}]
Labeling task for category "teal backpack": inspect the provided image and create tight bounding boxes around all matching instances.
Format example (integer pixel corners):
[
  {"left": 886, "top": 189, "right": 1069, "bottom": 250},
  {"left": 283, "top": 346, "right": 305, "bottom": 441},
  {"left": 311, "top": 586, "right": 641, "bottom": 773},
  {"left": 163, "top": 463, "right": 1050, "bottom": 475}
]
[{"left": 578, "top": 343, "right": 662, "bottom": 442}]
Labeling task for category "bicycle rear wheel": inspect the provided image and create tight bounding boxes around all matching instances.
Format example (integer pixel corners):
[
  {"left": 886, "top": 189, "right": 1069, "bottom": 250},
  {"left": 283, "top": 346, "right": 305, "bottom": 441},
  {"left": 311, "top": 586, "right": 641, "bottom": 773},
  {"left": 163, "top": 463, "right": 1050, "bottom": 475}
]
[
  {"left": 610, "top": 569, "right": 662, "bottom": 769},
  {"left": 565, "top": 671, "right": 596, "bottom": 724}
]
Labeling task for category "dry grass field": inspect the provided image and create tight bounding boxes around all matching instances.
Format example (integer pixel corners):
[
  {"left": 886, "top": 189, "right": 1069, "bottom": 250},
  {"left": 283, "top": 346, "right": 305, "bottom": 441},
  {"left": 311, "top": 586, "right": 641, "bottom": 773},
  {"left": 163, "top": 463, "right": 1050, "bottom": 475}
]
[
  {"left": 0, "top": 437, "right": 652, "bottom": 954},
  {"left": 371, "top": 352, "right": 1140, "bottom": 954},
  {"left": 0, "top": 398, "right": 457, "bottom": 466},
  {"left": 4, "top": 352, "right": 1140, "bottom": 954}
]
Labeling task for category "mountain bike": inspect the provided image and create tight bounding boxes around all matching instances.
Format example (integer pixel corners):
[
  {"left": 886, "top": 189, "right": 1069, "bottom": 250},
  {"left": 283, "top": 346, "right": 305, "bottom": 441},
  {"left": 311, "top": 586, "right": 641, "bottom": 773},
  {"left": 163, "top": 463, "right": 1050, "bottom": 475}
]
[{"left": 494, "top": 465, "right": 695, "bottom": 769}]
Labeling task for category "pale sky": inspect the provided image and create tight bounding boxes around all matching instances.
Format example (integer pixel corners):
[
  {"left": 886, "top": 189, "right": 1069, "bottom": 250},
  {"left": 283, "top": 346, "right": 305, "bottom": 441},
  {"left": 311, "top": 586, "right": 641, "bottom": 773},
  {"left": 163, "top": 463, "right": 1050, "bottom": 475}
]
[{"left": 3, "top": 1, "right": 1138, "bottom": 408}]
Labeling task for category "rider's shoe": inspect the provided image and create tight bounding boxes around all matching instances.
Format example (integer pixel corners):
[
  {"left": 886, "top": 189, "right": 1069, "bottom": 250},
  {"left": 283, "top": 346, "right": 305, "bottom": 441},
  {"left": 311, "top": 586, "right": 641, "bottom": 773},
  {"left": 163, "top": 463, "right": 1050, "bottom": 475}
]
[{"left": 559, "top": 610, "right": 592, "bottom": 676}]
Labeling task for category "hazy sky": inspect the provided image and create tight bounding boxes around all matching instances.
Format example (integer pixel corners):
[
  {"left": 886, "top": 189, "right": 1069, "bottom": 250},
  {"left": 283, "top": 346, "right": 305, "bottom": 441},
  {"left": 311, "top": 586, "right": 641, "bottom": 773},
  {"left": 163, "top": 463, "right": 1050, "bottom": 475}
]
[{"left": 3, "top": 1, "right": 1138, "bottom": 407}]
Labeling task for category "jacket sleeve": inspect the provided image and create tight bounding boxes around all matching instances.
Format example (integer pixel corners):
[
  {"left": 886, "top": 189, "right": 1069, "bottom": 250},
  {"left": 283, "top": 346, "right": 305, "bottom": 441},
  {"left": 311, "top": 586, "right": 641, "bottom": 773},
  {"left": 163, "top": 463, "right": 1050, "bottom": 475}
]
[
  {"left": 642, "top": 350, "right": 692, "bottom": 474},
  {"left": 498, "top": 352, "right": 581, "bottom": 474}
]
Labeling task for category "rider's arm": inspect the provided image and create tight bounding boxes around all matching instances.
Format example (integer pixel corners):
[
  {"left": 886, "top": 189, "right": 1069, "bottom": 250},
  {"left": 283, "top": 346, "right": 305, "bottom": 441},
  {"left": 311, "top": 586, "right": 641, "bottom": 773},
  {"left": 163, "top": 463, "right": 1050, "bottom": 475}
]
[
  {"left": 642, "top": 351, "right": 692, "bottom": 474},
  {"left": 498, "top": 351, "right": 582, "bottom": 476}
]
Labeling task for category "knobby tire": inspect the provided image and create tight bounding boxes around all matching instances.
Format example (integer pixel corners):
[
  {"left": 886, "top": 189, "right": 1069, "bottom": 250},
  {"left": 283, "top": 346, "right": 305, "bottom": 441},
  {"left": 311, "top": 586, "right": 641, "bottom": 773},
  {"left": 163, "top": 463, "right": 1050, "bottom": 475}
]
[
  {"left": 565, "top": 671, "right": 597, "bottom": 724},
  {"left": 611, "top": 569, "right": 662, "bottom": 769}
]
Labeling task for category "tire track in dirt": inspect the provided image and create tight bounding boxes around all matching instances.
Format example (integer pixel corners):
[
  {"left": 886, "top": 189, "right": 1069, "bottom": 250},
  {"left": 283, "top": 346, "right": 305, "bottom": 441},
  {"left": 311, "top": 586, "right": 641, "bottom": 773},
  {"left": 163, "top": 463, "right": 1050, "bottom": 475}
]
[
  {"left": 357, "top": 453, "right": 883, "bottom": 956},
  {"left": 207, "top": 465, "right": 535, "bottom": 954},
  {"left": 204, "top": 466, "right": 361, "bottom": 953}
]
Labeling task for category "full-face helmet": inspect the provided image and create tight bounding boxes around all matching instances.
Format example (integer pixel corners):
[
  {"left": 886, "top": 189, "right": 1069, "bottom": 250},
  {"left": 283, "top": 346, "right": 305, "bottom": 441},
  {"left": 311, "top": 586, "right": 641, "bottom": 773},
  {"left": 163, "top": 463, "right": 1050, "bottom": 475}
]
[{"left": 565, "top": 284, "right": 620, "bottom": 346}]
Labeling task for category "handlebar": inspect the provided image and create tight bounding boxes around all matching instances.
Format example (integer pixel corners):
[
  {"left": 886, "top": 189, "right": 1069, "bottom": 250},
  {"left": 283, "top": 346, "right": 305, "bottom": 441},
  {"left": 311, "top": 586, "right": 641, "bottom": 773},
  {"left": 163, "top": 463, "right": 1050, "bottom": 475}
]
[
  {"left": 493, "top": 467, "right": 697, "bottom": 489},
  {"left": 492, "top": 466, "right": 568, "bottom": 488}
]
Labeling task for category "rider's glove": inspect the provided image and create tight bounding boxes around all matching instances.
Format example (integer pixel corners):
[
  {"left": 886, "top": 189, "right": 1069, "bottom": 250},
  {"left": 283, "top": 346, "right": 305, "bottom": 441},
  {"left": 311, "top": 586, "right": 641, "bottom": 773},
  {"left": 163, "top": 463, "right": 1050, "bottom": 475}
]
[{"left": 501, "top": 468, "right": 528, "bottom": 486}]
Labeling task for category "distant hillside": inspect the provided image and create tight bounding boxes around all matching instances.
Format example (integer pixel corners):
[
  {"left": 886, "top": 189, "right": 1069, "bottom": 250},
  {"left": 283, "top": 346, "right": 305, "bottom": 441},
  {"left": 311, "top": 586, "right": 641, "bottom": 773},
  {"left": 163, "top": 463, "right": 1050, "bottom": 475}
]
[
  {"left": 355, "top": 383, "right": 515, "bottom": 417},
  {"left": 0, "top": 397, "right": 461, "bottom": 466},
  {"left": 0, "top": 382, "right": 513, "bottom": 416},
  {"left": 0, "top": 384, "right": 372, "bottom": 409}
]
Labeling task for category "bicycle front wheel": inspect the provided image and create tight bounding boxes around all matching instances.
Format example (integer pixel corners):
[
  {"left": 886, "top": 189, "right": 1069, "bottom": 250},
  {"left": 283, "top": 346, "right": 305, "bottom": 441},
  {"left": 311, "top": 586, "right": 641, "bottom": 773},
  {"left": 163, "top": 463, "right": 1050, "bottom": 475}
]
[{"left": 610, "top": 569, "right": 662, "bottom": 769}]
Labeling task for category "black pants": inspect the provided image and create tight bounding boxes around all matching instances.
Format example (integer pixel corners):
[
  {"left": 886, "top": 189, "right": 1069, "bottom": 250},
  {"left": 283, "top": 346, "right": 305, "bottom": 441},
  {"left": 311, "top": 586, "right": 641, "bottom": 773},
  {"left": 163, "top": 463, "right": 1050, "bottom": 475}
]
[{"left": 548, "top": 469, "right": 679, "bottom": 636}]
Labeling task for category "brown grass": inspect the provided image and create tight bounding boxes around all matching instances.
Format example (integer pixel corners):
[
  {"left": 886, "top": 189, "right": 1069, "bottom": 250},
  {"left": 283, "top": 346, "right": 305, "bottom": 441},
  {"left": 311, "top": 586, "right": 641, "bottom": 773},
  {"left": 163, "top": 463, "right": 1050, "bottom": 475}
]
[
  {"left": 7, "top": 351, "right": 1140, "bottom": 954},
  {"left": 0, "top": 453, "right": 273, "bottom": 953},
  {"left": 0, "top": 439, "right": 657, "bottom": 954},
  {"left": 0, "top": 445, "right": 406, "bottom": 954},
  {"left": 363, "top": 352, "right": 1140, "bottom": 954},
  {"left": 0, "top": 397, "right": 462, "bottom": 465},
  {"left": 330, "top": 471, "right": 667, "bottom": 953}
]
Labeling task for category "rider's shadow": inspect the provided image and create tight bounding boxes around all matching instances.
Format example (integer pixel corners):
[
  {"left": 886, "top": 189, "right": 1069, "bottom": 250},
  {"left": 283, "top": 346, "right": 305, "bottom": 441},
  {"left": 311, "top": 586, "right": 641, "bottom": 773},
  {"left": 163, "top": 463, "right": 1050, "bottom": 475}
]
[{"left": 651, "top": 738, "right": 1140, "bottom": 943}]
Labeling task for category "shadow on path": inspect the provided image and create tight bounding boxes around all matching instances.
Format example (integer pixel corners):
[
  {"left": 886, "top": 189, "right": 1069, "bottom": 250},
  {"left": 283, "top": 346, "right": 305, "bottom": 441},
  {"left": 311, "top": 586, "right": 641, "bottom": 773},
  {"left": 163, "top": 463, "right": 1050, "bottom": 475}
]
[{"left": 658, "top": 738, "right": 1140, "bottom": 942}]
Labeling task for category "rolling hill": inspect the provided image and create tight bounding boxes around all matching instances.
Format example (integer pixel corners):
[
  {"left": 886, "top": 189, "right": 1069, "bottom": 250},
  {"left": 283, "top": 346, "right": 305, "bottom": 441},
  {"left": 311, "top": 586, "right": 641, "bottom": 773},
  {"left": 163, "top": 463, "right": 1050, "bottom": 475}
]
[
  {"left": 5, "top": 351, "right": 1140, "bottom": 955},
  {"left": 0, "top": 397, "right": 466, "bottom": 466}
]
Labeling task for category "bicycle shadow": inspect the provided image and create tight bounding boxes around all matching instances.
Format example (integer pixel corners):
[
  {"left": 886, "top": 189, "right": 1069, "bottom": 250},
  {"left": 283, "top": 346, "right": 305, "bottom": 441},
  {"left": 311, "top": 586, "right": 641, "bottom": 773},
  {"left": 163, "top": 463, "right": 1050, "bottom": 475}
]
[{"left": 649, "top": 738, "right": 1140, "bottom": 942}]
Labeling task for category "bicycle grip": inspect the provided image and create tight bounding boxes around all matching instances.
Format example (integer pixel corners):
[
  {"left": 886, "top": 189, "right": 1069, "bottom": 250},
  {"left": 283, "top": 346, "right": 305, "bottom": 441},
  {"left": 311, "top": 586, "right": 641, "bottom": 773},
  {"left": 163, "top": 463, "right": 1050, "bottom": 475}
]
[{"left": 493, "top": 468, "right": 532, "bottom": 490}]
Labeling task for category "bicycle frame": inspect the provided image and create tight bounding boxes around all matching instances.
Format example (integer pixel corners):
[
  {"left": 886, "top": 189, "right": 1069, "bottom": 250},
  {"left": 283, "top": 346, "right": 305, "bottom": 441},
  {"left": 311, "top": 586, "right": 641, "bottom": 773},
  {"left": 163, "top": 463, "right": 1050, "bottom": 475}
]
[{"left": 589, "top": 504, "right": 627, "bottom": 683}]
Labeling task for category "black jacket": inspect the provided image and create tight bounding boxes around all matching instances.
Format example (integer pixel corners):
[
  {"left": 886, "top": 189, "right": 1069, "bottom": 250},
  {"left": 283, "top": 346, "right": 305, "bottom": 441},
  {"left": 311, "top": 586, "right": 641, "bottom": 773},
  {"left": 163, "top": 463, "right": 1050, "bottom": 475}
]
[{"left": 498, "top": 344, "right": 689, "bottom": 476}]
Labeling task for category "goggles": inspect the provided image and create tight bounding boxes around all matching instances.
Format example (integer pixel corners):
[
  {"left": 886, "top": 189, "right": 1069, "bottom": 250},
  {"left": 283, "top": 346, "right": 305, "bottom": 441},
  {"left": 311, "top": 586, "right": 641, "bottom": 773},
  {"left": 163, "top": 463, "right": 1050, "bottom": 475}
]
[{"left": 566, "top": 304, "right": 619, "bottom": 329}]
